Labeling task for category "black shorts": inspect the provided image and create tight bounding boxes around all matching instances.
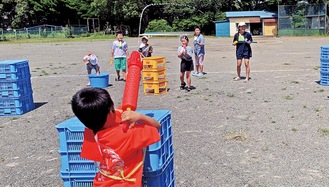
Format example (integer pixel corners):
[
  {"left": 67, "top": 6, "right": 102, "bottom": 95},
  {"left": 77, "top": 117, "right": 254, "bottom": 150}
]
[{"left": 180, "top": 59, "right": 194, "bottom": 72}]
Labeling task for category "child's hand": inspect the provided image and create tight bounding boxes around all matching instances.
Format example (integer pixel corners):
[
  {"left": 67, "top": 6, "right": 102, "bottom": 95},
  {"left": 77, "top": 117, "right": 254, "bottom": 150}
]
[
  {"left": 121, "top": 111, "right": 141, "bottom": 129},
  {"left": 110, "top": 58, "right": 113, "bottom": 65}
]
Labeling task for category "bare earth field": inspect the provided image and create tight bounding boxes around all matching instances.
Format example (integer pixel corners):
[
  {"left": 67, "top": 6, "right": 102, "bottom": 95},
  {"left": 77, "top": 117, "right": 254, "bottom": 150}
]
[{"left": 0, "top": 36, "right": 328, "bottom": 187}]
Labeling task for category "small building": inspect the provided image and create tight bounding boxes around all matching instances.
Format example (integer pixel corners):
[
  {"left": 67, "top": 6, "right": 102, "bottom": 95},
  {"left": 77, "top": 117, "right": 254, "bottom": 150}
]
[{"left": 215, "top": 11, "right": 278, "bottom": 37}]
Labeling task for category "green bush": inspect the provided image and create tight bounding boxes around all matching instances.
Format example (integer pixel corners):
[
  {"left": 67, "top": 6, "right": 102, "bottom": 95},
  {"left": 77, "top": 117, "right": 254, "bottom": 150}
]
[{"left": 145, "top": 19, "right": 173, "bottom": 32}]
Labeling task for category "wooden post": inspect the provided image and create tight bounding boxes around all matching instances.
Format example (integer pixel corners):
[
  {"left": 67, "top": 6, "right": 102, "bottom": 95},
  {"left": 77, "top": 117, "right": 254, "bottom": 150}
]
[{"left": 92, "top": 18, "right": 95, "bottom": 33}]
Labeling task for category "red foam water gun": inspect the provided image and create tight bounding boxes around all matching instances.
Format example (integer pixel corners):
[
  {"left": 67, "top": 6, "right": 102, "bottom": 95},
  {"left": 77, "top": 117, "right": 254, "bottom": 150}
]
[{"left": 122, "top": 51, "right": 143, "bottom": 132}]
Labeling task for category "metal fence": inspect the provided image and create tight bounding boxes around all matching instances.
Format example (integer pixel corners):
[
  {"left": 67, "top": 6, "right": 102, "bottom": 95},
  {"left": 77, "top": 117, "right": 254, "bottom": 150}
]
[
  {"left": 0, "top": 24, "right": 88, "bottom": 40},
  {"left": 278, "top": 3, "right": 327, "bottom": 36}
]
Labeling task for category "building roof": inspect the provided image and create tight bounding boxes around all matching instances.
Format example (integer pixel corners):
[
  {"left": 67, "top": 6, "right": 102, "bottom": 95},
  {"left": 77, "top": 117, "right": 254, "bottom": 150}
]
[{"left": 226, "top": 11, "right": 277, "bottom": 19}]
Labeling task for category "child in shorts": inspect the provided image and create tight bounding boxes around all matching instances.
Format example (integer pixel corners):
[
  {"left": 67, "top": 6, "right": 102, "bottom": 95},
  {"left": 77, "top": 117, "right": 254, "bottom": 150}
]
[
  {"left": 71, "top": 88, "right": 161, "bottom": 187},
  {"left": 193, "top": 26, "right": 205, "bottom": 77},
  {"left": 178, "top": 35, "right": 194, "bottom": 92},
  {"left": 138, "top": 36, "right": 153, "bottom": 58},
  {"left": 233, "top": 22, "right": 253, "bottom": 81},
  {"left": 111, "top": 31, "right": 129, "bottom": 81},
  {"left": 83, "top": 52, "right": 100, "bottom": 86}
]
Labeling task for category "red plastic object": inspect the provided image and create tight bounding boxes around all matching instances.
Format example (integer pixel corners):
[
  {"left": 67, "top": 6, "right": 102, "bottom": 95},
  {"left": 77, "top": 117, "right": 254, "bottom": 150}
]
[{"left": 122, "top": 51, "right": 143, "bottom": 132}]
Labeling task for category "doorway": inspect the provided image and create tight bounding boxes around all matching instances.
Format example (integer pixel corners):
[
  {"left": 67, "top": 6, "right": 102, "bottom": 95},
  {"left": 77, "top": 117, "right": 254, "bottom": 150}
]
[{"left": 250, "top": 23, "right": 262, "bottom": 35}]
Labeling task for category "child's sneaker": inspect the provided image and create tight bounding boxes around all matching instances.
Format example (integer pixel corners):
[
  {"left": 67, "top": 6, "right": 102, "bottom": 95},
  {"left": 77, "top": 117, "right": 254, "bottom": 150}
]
[
  {"left": 192, "top": 72, "right": 198, "bottom": 76},
  {"left": 86, "top": 82, "right": 90, "bottom": 86},
  {"left": 197, "top": 72, "right": 203, "bottom": 77}
]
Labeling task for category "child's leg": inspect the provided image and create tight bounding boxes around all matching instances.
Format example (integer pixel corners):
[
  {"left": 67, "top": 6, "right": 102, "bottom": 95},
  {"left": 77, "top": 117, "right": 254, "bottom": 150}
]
[
  {"left": 180, "top": 72, "right": 185, "bottom": 84},
  {"left": 199, "top": 55, "right": 204, "bottom": 74},
  {"left": 95, "top": 64, "right": 100, "bottom": 75},
  {"left": 194, "top": 54, "right": 199, "bottom": 74},
  {"left": 122, "top": 58, "right": 127, "bottom": 80},
  {"left": 244, "top": 59, "right": 250, "bottom": 80},
  {"left": 186, "top": 71, "right": 191, "bottom": 88},
  {"left": 236, "top": 59, "right": 242, "bottom": 78},
  {"left": 114, "top": 58, "right": 121, "bottom": 79}
]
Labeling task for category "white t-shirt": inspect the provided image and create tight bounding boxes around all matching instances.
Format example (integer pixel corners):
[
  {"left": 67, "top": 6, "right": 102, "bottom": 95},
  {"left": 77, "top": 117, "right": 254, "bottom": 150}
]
[{"left": 83, "top": 54, "right": 98, "bottom": 65}]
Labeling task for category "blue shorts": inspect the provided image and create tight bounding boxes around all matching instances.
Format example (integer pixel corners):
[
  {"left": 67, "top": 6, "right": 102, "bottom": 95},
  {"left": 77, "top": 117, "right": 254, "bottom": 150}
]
[{"left": 86, "top": 64, "right": 99, "bottom": 71}]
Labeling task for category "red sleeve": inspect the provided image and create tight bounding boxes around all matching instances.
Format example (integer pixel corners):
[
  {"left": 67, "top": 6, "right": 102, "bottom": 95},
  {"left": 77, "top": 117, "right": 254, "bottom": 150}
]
[
  {"left": 80, "top": 128, "right": 103, "bottom": 162},
  {"left": 129, "top": 125, "right": 160, "bottom": 150}
]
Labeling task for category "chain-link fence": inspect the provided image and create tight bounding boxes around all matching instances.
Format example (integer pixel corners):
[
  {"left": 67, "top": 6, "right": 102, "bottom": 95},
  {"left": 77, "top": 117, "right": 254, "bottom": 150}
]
[
  {"left": 278, "top": 3, "right": 327, "bottom": 36},
  {"left": 0, "top": 24, "right": 88, "bottom": 40}
]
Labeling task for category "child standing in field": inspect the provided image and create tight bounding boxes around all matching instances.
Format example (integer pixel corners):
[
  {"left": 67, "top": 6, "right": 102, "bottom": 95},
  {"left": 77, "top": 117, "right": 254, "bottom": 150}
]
[
  {"left": 178, "top": 35, "right": 194, "bottom": 92},
  {"left": 233, "top": 22, "right": 253, "bottom": 81},
  {"left": 71, "top": 88, "right": 161, "bottom": 187},
  {"left": 138, "top": 36, "right": 153, "bottom": 58},
  {"left": 111, "top": 31, "right": 129, "bottom": 81},
  {"left": 193, "top": 26, "right": 205, "bottom": 77},
  {"left": 83, "top": 52, "right": 100, "bottom": 86}
]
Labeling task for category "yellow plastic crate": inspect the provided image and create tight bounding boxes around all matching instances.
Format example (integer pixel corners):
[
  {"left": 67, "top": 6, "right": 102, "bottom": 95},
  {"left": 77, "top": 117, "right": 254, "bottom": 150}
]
[
  {"left": 142, "top": 69, "right": 166, "bottom": 82},
  {"left": 142, "top": 56, "right": 166, "bottom": 70},
  {"left": 143, "top": 80, "right": 168, "bottom": 95}
]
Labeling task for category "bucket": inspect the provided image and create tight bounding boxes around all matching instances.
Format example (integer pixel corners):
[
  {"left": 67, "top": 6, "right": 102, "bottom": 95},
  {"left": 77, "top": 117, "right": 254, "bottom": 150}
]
[{"left": 88, "top": 73, "right": 109, "bottom": 88}]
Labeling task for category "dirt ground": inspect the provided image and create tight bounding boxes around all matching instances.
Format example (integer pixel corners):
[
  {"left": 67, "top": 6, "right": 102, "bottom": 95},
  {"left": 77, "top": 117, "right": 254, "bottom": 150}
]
[{"left": 0, "top": 36, "right": 329, "bottom": 187}]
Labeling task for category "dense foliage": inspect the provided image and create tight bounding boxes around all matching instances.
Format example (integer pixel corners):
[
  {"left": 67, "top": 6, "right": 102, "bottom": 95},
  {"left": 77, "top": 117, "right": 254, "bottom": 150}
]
[{"left": 0, "top": 0, "right": 327, "bottom": 35}]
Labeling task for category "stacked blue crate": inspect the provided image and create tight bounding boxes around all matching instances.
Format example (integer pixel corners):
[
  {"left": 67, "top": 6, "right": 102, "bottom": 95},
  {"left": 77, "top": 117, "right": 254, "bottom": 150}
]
[
  {"left": 0, "top": 60, "right": 34, "bottom": 116},
  {"left": 56, "top": 110, "right": 174, "bottom": 187},
  {"left": 320, "top": 46, "right": 329, "bottom": 86}
]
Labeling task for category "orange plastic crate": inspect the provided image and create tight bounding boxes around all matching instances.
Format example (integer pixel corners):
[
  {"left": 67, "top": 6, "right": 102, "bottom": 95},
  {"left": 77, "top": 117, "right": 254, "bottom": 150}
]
[
  {"left": 142, "top": 69, "right": 166, "bottom": 82},
  {"left": 143, "top": 80, "right": 168, "bottom": 95},
  {"left": 143, "top": 56, "right": 166, "bottom": 70}
]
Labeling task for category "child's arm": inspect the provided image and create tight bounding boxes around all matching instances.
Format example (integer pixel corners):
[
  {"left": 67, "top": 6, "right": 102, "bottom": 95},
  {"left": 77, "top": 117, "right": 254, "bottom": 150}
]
[
  {"left": 121, "top": 110, "right": 161, "bottom": 130},
  {"left": 177, "top": 46, "right": 185, "bottom": 58}
]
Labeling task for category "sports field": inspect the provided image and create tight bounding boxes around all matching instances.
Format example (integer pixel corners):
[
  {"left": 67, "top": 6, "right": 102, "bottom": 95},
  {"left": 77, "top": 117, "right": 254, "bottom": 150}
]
[{"left": 0, "top": 36, "right": 328, "bottom": 187}]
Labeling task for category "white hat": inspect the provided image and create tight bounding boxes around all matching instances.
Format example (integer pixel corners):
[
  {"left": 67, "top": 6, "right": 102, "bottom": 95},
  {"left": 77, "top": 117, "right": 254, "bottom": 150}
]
[
  {"left": 238, "top": 22, "right": 246, "bottom": 27},
  {"left": 142, "top": 36, "right": 148, "bottom": 40}
]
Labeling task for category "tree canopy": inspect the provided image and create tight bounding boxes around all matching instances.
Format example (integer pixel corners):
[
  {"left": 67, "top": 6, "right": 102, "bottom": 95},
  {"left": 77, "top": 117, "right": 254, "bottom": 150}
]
[{"left": 0, "top": 0, "right": 327, "bottom": 35}]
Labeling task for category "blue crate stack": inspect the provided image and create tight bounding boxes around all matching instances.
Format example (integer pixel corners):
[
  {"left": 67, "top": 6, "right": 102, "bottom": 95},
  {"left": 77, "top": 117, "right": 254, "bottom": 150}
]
[
  {"left": 56, "top": 110, "right": 175, "bottom": 187},
  {"left": 320, "top": 46, "right": 329, "bottom": 86},
  {"left": 0, "top": 60, "right": 34, "bottom": 116}
]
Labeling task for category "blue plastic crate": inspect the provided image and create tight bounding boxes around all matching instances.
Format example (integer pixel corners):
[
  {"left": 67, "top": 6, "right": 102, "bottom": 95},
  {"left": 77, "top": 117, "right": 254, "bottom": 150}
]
[
  {"left": 143, "top": 155, "right": 175, "bottom": 187},
  {"left": 60, "top": 152, "right": 98, "bottom": 173},
  {"left": 320, "top": 71, "right": 329, "bottom": 86},
  {"left": 138, "top": 110, "right": 173, "bottom": 172},
  {"left": 321, "top": 54, "right": 329, "bottom": 59},
  {"left": 56, "top": 110, "right": 173, "bottom": 177},
  {"left": 60, "top": 172, "right": 95, "bottom": 187},
  {"left": 0, "top": 78, "right": 33, "bottom": 98},
  {"left": 56, "top": 117, "right": 85, "bottom": 152},
  {"left": 0, "top": 60, "right": 31, "bottom": 81},
  {"left": 0, "top": 94, "right": 34, "bottom": 116}
]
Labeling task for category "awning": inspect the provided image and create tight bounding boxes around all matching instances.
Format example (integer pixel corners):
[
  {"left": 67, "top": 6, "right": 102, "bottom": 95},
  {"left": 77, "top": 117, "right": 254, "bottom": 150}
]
[{"left": 264, "top": 19, "right": 277, "bottom": 23}]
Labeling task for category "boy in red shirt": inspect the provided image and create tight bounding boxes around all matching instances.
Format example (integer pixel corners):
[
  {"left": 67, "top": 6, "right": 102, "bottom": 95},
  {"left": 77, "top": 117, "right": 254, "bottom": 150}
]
[{"left": 71, "top": 88, "right": 161, "bottom": 187}]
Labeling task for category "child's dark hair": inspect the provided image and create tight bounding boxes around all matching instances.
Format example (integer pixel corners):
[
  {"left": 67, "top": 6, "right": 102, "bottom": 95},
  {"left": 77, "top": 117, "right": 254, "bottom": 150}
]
[
  {"left": 116, "top": 31, "right": 123, "bottom": 36},
  {"left": 71, "top": 88, "right": 115, "bottom": 134},
  {"left": 180, "top": 35, "right": 189, "bottom": 42},
  {"left": 194, "top": 26, "right": 201, "bottom": 31}
]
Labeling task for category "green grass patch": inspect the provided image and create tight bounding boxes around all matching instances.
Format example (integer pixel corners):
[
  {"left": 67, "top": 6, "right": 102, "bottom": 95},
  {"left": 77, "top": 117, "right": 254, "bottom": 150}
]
[
  {"left": 227, "top": 93, "right": 235, "bottom": 98},
  {"left": 290, "top": 80, "right": 299, "bottom": 84},
  {"left": 283, "top": 62, "right": 291, "bottom": 65},
  {"left": 314, "top": 89, "right": 325, "bottom": 93},
  {"left": 313, "top": 66, "right": 320, "bottom": 70},
  {"left": 283, "top": 95, "right": 294, "bottom": 100},
  {"left": 319, "top": 128, "right": 329, "bottom": 136},
  {"left": 292, "top": 128, "right": 298, "bottom": 132}
]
